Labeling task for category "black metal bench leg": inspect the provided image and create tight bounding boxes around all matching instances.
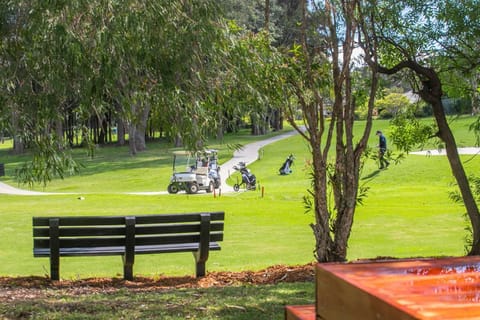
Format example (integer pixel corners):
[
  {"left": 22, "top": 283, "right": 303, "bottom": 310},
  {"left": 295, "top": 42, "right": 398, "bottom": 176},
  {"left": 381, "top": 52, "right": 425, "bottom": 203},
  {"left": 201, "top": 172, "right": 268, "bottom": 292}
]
[
  {"left": 123, "top": 216, "right": 136, "bottom": 281},
  {"left": 123, "top": 261, "right": 133, "bottom": 281},
  {"left": 50, "top": 256, "right": 60, "bottom": 281},
  {"left": 194, "top": 213, "right": 211, "bottom": 278},
  {"left": 49, "top": 218, "right": 60, "bottom": 281},
  {"left": 196, "top": 260, "right": 206, "bottom": 277}
]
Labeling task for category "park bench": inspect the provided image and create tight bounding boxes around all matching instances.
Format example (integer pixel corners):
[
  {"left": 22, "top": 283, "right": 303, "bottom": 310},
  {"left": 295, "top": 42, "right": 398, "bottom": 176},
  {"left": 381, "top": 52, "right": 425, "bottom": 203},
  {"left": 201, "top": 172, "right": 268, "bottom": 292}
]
[{"left": 33, "top": 211, "right": 224, "bottom": 281}]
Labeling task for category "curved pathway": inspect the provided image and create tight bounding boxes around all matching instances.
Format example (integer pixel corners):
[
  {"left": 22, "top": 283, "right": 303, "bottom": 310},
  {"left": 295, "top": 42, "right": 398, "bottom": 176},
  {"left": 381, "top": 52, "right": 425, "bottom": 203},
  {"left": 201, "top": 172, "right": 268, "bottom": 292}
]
[
  {"left": 0, "top": 130, "right": 300, "bottom": 196},
  {"left": 410, "top": 147, "right": 480, "bottom": 156}
]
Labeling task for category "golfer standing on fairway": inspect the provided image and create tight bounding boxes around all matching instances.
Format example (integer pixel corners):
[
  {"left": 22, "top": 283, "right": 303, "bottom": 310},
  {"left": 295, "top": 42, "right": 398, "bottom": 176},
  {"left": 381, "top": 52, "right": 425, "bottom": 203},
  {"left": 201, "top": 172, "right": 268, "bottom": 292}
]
[{"left": 376, "top": 130, "right": 390, "bottom": 169}]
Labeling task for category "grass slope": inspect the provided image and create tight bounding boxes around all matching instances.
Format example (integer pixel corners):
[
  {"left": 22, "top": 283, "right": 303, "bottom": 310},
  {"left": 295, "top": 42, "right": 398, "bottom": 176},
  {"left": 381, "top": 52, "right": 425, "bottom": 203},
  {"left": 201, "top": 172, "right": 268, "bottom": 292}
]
[{"left": 0, "top": 117, "right": 478, "bottom": 278}]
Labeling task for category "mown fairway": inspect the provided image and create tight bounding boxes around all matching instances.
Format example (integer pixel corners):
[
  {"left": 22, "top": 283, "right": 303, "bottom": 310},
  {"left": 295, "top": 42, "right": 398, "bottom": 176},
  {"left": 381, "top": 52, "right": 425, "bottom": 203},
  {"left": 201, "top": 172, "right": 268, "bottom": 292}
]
[{"left": 0, "top": 117, "right": 478, "bottom": 279}]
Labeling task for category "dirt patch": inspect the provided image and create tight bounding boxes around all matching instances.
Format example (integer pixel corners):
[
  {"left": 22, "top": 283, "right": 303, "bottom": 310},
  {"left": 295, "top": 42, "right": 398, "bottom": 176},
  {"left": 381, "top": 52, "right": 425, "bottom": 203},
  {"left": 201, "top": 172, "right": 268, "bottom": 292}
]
[{"left": 0, "top": 263, "right": 315, "bottom": 302}]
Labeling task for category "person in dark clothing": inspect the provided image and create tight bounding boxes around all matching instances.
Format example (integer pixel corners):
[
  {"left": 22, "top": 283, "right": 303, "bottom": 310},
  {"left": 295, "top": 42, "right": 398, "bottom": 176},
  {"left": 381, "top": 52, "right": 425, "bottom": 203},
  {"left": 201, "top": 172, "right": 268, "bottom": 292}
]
[{"left": 376, "top": 130, "right": 390, "bottom": 169}]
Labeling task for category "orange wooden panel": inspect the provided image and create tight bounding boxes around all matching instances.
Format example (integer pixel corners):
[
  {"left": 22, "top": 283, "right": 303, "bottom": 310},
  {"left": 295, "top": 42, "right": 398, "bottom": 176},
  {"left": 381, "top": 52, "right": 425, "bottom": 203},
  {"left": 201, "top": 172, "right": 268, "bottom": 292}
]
[
  {"left": 285, "top": 305, "right": 316, "bottom": 320},
  {"left": 316, "top": 256, "right": 480, "bottom": 319}
]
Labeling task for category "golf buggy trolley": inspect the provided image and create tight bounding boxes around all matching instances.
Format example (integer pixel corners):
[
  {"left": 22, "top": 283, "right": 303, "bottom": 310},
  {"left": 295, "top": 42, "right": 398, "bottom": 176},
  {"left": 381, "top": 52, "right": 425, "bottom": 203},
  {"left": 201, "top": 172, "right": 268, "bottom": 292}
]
[
  {"left": 232, "top": 161, "right": 256, "bottom": 192},
  {"left": 279, "top": 154, "right": 294, "bottom": 175},
  {"left": 167, "top": 149, "right": 221, "bottom": 194}
]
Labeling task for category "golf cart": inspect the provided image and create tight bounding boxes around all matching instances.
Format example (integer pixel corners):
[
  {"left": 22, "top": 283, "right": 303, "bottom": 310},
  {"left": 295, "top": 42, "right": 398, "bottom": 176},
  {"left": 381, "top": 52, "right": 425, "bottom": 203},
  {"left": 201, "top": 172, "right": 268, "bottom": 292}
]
[{"left": 167, "top": 150, "right": 220, "bottom": 194}]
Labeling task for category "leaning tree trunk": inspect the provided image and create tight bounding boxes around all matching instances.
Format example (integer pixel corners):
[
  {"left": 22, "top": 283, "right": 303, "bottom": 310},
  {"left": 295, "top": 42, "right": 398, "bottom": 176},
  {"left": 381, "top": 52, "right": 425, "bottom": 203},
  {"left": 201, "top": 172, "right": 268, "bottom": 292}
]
[
  {"left": 375, "top": 58, "right": 480, "bottom": 254},
  {"left": 418, "top": 66, "right": 480, "bottom": 255}
]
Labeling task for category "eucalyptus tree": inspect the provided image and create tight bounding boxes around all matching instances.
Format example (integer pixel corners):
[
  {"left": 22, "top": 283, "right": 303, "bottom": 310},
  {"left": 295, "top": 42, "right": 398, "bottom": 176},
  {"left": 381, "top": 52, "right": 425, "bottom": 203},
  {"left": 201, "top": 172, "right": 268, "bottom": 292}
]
[
  {"left": 220, "top": 0, "right": 289, "bottom": 133},
  {"left": 0, "top": 1, "right": 84, "bottom": 185},
  {"left": 62, "top": 1, "right": 224, "bottom": 153},
  {"left": 360, "top": 0, "right": 480, "bottom": 254},
  {"left": 275, "top": 0, "right": 302, "bottom": 48},
  {"left": 224, "top": 0, "right": 380, "bottom": 262},
  {"left": 276, "top": 0, "right": 380, "bottom": 262},
  {"left": 1, "top": 0, "right": 226, "bottom": 186}
]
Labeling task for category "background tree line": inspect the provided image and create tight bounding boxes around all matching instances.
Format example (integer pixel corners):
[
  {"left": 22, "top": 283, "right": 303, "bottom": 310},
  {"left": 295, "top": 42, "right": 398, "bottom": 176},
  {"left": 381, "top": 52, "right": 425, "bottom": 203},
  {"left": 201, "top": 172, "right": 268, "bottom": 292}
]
[{"left": 0, "top": 1, "right": 300, "bottom": 156}]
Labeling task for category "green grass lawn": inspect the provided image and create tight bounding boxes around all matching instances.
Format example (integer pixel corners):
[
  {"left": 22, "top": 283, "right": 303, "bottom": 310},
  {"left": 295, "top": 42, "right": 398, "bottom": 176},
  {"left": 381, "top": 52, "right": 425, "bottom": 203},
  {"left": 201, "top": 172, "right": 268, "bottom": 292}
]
[
  {"left": 0, "top": 117, "right": 478, "bottom": 279},
  {"left": 0, "top": 282, "right": 315, "bottom": 320}
]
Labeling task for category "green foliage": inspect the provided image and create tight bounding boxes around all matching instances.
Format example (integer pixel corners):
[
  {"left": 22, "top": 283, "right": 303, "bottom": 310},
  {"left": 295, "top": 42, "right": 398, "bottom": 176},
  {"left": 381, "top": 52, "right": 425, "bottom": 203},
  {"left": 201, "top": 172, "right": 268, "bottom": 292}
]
[
  {"left": 448, "top": 174, "right": 480, "bottom": 253},
  {"left": 375, "top": 91, "right": 412, "bottom": 119},
  {"left": 15, "top": 135, "right": 80, "bottom": 187},
  {"left": 469, "top": 116, "right": 480, "bottom": 147},
  {"left": 370, "top": 0, "right": 480, "bottom": 110},
  {"left": 1, "top": 0, "right": 228, "bottom": 158},
  {"left": 389, "top": 113, "right": 437, "bottom": 153}
]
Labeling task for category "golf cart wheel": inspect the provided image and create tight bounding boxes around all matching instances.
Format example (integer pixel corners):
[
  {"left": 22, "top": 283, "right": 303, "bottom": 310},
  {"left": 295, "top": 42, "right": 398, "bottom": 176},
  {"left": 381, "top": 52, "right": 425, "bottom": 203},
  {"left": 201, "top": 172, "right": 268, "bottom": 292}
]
[
  {"left": 233, "top": 184, "right": 240, "bottom": 192},
  {"left": 167, "top": 184, "right": 179, "bottom": 194},
  {"left": 187, "top": 183, "right": 199, "bottom": 194},
  {"left": 206, "top": 182, "right": 214, "bottom": 193}
]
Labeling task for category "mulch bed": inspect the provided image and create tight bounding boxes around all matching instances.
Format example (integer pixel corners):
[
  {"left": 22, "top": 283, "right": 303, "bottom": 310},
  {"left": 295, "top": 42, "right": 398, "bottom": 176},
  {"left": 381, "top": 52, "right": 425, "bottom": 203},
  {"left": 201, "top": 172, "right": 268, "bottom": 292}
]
[{"left": 0, "top": 263, "right": 315, "bottom": 302}]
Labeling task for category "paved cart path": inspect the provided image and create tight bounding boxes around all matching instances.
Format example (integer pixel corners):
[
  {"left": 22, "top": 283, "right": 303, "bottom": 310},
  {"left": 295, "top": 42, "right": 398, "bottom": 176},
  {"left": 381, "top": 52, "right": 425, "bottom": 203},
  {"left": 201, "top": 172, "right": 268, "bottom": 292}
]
[
  {"left": 0, "top": 130, "right": 300, "bottom": 196},
  {"left": 3, "top": 133, "right": 477, "bottom": 196}
]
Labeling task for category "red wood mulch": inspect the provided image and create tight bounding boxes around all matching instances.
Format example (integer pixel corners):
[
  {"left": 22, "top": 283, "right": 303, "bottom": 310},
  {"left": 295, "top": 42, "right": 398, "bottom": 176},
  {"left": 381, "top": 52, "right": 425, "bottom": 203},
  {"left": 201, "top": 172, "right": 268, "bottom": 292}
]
[{"left": 0, "top": 263, "right": 315, "bottom": 302}]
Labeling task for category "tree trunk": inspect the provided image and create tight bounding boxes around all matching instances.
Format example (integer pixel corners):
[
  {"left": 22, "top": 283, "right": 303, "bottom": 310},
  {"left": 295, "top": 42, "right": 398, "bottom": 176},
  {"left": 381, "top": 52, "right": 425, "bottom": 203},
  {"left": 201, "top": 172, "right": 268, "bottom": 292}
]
[
  {"left": 271, "top": 109, "right": 283, "bottom": 131},
  {"left": 11, "top": 108, "right": 24, "bottom": 154},
  {"left": 376, "top": 60, "right": 480, "bottom": 254},
  {"left": 417, "top": 66, "right": 480, "bottom": 255},
  {"left": 13, "top": 135, "right": 25, "bottom": 154},
  {"left": 55, "top": 118, "right": 64, "bottom": 148},
  {"left": 471, "top": 71, "right": 480, "bottom": 115},
  {"left": 174, "top": 134, "right": 183, "bottom": 147},
  {"left": 216, "top": 111, "right": 224, "bottom": 140},
  {"left": 117, "top": 117, "right": 126, "bottom": 146},
  {"left": 133, "top": 104, "right": 151, "bottom": 152},
  {"left": 311, "top": 140, "right": 334, "bottom": 261},
  {"left": 128, "top": 123, "right": 137, "bottom": 155},
  {"left": 251, "top": 114, "right": 261, "bottom": 135},
  {"left": 264, "top": 0, "right": 270, "bottom": 32}
]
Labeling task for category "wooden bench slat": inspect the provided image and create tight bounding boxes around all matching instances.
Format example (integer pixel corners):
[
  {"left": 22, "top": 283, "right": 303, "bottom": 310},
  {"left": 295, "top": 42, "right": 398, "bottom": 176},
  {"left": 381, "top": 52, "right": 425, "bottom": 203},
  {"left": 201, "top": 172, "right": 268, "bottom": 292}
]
[
  {"left": 33, "top": 222, "right": 223, "bottom": 238},
  {"left": 32, "top": 212, "right": 225, "bottom": 227},
  {"left": 133, "top": 243, "right": 222, "bottom": 254},
  {"left": 135, "top": 212, "right": 224, "bottom": 224},
  {"left": 33, "top": 216, "right": 126, "bottom": 226},
  {"left": 33, "top": 233, "right": 224, "bottom": 249},
  {"left": 32, "top": 212, "right": 224, "bottom": 280},
  {"left": 33, "top": 226, "right": 127, "bottom": 237},
  {"left": 135, "top": 222, "right": 224, "bottom": 234},
  {"left": 34, "top": 242, "right": 222, "bottom": 257}
]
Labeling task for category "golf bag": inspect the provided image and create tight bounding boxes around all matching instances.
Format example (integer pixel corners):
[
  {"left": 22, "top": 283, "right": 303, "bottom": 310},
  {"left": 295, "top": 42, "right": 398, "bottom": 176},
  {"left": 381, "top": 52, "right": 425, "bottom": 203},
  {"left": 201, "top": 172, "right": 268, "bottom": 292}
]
[
  {"left": 233, "top": 162, "right": 256, "bottom": 191},
  {"left": 279, "top": 154, "right": 294, "bottom": 175}
]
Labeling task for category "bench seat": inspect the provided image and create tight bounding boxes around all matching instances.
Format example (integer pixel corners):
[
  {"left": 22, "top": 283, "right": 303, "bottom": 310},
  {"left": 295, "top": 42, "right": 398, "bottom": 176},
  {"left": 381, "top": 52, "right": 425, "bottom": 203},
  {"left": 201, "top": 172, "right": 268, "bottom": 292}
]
[
  {"left": 34, "top": 243, "right": 221, "bottom": 257},
  {"left": 32, "top": 212, "right": 224, "bottom": 280}
]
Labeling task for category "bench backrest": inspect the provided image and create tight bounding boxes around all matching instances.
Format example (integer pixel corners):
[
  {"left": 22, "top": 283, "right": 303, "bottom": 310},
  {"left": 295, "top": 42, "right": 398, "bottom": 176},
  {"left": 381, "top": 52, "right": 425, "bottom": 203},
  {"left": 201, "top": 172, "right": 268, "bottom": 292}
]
[{"left": 33, "top": 212, "right": 224, "bottom": 251}]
